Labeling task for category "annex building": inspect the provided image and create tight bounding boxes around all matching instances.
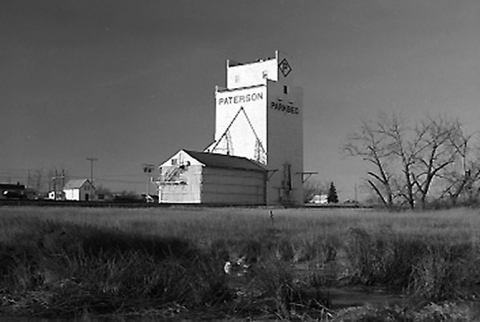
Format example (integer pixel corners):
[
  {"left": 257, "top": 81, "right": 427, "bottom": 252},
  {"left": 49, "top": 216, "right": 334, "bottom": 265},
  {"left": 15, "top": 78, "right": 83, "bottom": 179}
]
[{"left": 157, "top": 51, "right": 304, "bottom": 206}]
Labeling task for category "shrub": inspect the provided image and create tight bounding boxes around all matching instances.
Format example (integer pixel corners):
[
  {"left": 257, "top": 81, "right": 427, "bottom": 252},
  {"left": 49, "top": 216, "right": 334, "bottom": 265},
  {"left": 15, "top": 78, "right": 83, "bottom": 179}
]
[
  {"left": 408, "top": 242, "right": 477, "bottom": 301},
  {"left": 413, "top": 302, "right": 477, "bottom": 322},
  {"left": 344, "top": 226, "right": 406, "bottom": 285},
  {"left": 0, "top": 221, "right": 232, "bottom": 317},
  {"left": 249, "top": 258, "right": 331, "bottom": 319},
  {"left": 333, "top": 304, "right": 411, "bottom": 322},
  {"left": 332, "top": 302, "right": 480, "bottom": 322}
]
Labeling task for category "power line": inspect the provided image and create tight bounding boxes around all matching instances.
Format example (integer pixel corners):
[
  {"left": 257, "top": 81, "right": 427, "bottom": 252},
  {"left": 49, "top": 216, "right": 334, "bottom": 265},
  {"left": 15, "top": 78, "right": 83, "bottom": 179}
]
[
  {"left": 96, "top": 174, "right": 145, "bottom": 178},
  {"left": 97, "top": 178, "right": 144, "bottom": 184}
]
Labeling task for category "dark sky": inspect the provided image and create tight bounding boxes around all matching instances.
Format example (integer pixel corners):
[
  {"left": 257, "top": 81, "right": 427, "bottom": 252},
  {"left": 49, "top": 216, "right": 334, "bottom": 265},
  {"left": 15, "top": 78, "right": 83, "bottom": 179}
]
[{"left": 2, "top": 0, "right": 480, "bottom": 199}]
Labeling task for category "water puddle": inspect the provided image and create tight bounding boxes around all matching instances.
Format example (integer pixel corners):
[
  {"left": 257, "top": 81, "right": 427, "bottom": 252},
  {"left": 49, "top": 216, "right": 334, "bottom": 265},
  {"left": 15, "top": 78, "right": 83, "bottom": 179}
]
[
  {"left": 326, "top": 286, "right": 406, "bottom": 309},
  {"left": 0, "top": 317, "right": 162, "bottom": 322},
  {"left": 0, "top": 318, "right": 67, "bottom": 322}
]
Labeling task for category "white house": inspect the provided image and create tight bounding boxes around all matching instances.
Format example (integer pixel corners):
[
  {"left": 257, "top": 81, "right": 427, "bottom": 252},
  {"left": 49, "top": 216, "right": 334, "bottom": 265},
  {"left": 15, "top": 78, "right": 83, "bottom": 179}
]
[{"left": 63, "top": 179, "right": 95, "bottom": 201}]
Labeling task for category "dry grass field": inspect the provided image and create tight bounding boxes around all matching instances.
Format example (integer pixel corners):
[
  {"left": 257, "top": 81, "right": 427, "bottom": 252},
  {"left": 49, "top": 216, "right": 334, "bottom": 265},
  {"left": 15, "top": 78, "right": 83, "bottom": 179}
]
[{"left": 1, "top": 206, "right": 480, "bottom": 321}]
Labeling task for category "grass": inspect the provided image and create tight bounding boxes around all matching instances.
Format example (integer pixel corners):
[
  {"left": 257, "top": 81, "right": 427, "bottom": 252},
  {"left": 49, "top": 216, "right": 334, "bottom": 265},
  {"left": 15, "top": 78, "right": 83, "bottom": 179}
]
[{"left": 1, "top": 206, "right": 480, "bottom": 320}]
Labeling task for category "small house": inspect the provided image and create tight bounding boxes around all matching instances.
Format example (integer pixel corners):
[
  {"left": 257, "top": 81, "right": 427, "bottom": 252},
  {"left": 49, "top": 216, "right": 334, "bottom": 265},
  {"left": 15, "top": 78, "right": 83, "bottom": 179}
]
[{"left": 63, "top": 179, "right": 95, "bottom": 201}]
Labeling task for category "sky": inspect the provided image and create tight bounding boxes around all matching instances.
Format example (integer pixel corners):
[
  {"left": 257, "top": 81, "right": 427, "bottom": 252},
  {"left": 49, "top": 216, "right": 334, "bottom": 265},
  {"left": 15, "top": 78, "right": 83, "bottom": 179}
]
[{"left": 2, "top": 0, "right": 480, "bottom": 200}]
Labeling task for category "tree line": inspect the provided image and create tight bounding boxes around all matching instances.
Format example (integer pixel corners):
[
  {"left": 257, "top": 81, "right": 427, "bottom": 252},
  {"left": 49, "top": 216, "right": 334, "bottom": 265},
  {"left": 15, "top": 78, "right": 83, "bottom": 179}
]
[{"left": 344, "top": 113, "right": 480, "bottom": 209}]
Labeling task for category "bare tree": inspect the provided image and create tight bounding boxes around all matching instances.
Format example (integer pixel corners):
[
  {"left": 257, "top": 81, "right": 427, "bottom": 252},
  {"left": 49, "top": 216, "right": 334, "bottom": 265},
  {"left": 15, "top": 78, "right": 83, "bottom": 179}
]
[
  {"left": 32, "top": 168, "right": 45, "bottom": 192},
  {"left": 375, "top": 114, "right": 420, "bottom": 209},
  {"left": 410, "top": 116, "right": 465, "bottom": 208},
  {"left": 345, "top": 113, "right": 475, "bottom": 209},
  {"left": 439, "top": 134, "right": 480, "bottom": 206},
  {"left": 344, "top": 118, "right": 396, "bottom": 208}
]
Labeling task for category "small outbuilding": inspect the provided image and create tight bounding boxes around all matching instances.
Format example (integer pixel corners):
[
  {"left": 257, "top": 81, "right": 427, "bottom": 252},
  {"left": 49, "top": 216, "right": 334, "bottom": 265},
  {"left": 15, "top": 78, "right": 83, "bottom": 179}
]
[
  {"left": 157, "top": 150, "right": 267, "bottom": 205},
  {"left": 0, "top": 183, "right": 26, "bottom": 199},
  {"left": 309, "top": 194, "right": 328, "bottom": 205},
  {"left": 63, "top": 179, "right": 95, "bottom": 201},
  {"left": 48, "top": 190, "right": 65, "bottom": 200}
]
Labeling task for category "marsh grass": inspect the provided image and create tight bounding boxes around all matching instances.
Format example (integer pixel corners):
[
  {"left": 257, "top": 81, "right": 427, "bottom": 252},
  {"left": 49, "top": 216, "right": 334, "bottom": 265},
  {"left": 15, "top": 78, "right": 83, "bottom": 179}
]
[
  {"left": 2, "top": 206, "right": 480, "bottom": 320},
  {"left": 0, "top": 217, "right": 231, "bottom": 317},
  {"left": 332, "top": 302, "right": 480, "bottom": 322},
  {"left": 3, "top": 206, "right": 480, "bottom": 242}
]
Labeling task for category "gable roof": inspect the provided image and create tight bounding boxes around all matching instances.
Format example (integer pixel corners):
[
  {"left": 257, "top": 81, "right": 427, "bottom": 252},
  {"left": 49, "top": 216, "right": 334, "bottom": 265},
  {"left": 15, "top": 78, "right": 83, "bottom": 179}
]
[
  {"left": 64, "top": 179, "right": 93, "bottom": 190},
  {"left": 183, "top": 150, "right": 266, "bottom": 172}
]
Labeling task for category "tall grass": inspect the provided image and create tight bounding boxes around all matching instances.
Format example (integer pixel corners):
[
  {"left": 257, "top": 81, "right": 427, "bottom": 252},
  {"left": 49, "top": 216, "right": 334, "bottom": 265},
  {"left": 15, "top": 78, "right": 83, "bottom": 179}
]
[
  {"left": 3, "top": 206, "right": 480, "bottom": 242},
  {"left": 2, "top": 206, "right": 480, "bottom": 319},
  {"left": 0, "top": 218, "right": 231, "bottom": 317}
]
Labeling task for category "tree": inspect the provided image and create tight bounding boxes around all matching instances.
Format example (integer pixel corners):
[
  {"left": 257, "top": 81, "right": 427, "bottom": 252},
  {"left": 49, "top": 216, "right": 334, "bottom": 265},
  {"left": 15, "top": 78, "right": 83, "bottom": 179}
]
[
  {"left": 345, "top": 113, "right": 475, "bottom": 209},
  {"left": 410, "top": 116, "right": 466, "bottom": 208},
  {"left": 327, "top": 182, "right": 339, "bottom": 203},
  {"left": 379, "top": 114, "right": 419, "bottom": 209},
  {"left": 438, "top": 138, "right": 480, "bottom": 206},
  {"left": 114, "top": 190, "right": 140, "bottom": 202},
  {"left": 344, "top": 116, "right": 396, "bottom": 208},
  {"left": 32, "top": 167, "right": 47, "bottom": 193},
  {"left": 95, "top": 185, "right": 113, "bottom": 201}
]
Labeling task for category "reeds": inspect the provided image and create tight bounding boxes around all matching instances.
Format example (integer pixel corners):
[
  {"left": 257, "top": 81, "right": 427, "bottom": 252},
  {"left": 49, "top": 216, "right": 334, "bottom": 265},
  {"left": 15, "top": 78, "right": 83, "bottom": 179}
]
[
  {"left": 0, "top": 219, "right": 231, "bottom": 317},
  {"left": 2, "top": 206, "right": 480, "bottom": 320}
]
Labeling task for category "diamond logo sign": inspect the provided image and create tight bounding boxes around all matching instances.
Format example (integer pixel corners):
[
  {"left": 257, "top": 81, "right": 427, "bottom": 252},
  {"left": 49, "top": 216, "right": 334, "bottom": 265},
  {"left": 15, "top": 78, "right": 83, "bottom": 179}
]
[{"left": 278, "top": 58, "right": 292, "bottom": 77}]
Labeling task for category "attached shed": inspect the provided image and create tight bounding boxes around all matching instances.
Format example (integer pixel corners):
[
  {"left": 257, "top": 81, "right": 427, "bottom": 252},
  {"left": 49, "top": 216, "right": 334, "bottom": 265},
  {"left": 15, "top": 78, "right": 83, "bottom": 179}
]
[
  {"left": 158, "top": 150, "right": 266, "bottom": 205},
  {"left": 63, "top": 179, "right": 95, "bottom": 201}
]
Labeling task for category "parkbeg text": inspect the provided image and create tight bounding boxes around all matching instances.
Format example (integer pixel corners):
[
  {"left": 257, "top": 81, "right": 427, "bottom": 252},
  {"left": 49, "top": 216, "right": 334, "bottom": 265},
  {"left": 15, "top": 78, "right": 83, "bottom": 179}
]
[{"left": 270, "top": 101, "right": 299, "bottom": 115}]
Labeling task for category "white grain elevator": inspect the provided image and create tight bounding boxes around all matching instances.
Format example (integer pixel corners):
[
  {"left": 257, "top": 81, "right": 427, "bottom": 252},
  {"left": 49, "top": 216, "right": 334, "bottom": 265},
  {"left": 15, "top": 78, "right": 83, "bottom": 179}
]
[{"left": 206, "top": 51, "right": 304, "bottom": 205}]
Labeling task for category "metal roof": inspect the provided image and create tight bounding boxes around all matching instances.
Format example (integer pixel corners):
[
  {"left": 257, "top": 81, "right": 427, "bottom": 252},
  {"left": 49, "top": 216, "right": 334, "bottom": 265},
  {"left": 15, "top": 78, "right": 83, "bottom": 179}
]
[
  {"left": 216, "top": 83, "right": 265, "bottom": 93},
  {"left": 64, "top": 179, "right": 92, "bottom": 189},
  {"left": 0, "top": 183, "right": 25, "bottom": 190},
  {"left": 183, "top": 150, "right": 266, "bottom": 172}
]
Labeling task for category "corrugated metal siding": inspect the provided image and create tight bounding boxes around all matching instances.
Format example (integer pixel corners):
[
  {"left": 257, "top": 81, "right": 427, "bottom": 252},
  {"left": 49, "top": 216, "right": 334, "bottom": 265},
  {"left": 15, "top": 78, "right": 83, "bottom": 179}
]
[
  {"left": 158, "top": 150, "right": 267, "bottom": 205},
  {"left": 159, "top": 165, "right": 202, "bottom": 203},
  {"left": 201, "top": 167, "right": 265, "bottom": 205}
]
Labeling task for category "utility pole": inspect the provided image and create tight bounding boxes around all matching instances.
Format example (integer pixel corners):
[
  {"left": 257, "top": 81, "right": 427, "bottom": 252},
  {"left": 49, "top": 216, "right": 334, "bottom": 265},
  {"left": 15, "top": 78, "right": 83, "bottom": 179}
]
[
  {"left": 142, "top": 164, "right": 155, "bottom": 198},
  {"left": 51, "top": 169, "right": 65, "bottom": 201},
  {"left": 53, "top": 169, "right": 57, "bottom": 201},
  {"left": 86, "top": 158, "right": 98, "bottom": 184},
  {"left": 27, "top": 170, "right": 31, "bottom": 189}
]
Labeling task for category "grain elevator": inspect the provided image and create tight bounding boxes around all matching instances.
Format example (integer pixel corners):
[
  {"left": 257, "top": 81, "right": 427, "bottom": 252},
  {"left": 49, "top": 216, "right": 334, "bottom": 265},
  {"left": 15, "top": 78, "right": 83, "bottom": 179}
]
[{"left": 158, "top": 51, "right": 303, "bottom": 206}]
